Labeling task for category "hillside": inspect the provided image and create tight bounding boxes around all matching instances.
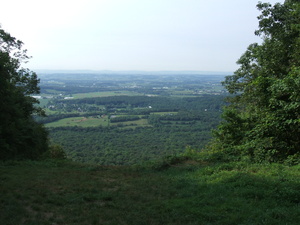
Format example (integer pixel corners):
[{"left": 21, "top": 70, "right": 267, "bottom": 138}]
[{"left": 1, "top": 159, "right": 300, "bottom": 225}]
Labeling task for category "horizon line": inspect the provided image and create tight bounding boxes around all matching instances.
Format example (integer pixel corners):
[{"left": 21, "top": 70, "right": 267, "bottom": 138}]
[{"left": 34, "top": 69, "right": 233, "bottom": 75}]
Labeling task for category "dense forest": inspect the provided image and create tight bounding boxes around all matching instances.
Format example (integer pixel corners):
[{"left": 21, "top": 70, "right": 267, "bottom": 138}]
[{"left": 42, "top": 95, "right": 224, "bottom": 164}]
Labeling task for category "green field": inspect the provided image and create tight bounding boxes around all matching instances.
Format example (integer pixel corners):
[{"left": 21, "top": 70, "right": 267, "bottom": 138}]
[
  {"left": 45, "top": 116, "right": 151, "bottom": 128},
  {"left": 45, "top": 117, "right": 109, "bottom": 127},
  {"left": 72, "top": 91, "right": 141, "bottom": 99},
  {"left": 37, "top": 98, "right": 50, "bottom": 107},
  {"left": 150, "top": 111, "right": 178, "bottom": 115}
]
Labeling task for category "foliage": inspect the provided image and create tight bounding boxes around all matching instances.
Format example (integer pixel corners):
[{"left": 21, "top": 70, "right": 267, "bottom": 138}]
[
  {"left": 208, "top": 1, "right": 300, "bottom": 163},
  {"left": 50, "top": 95, "right": 224, "bottom": 114},
  {"left": 0, "top": 27, "right": 48, "bottom": 160},
  {"left": 43, "top": 144, "right": 67, "bottom": 159},
  {"left": 110, "top": 115, "right": 140, "bottom": 123},
  {"left": 40, "top": 94, "right": 224, "bottom": 165},
  {"left": 48, "top": 125, "right": 216, "bottom": 165}
]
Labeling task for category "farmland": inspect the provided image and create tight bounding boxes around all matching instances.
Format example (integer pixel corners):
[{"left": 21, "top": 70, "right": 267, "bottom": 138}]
[{"left": 36, "top": 72, "right": 228, "bottom": 165}]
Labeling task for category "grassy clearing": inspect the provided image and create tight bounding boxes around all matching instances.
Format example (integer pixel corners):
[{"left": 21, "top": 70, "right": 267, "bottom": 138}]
[
  {"left": 72, "top": 91, "right": 141, "bottom": 99},
  {"left": 45, "top": 117, "right": 150, "bottom": 128},
  {"left": 45, "top": 117, "right": 109, "bottom": 127},
  {"left": 150, "top": 112, "right": 178, "bottom": 115},
  {"left": 37, "top": 98, "right": 50, "bottom": 107},
  {"left": 1, "top": 160, "right": 299, "bottom": 225}
]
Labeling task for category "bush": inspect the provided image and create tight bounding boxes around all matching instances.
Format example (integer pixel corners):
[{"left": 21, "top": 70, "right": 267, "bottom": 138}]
[{"left": 43, "top": 145, "right": 67, "bottom": 159}]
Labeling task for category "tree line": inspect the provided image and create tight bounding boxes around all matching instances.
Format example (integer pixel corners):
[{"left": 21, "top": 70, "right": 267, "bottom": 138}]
[
  {"left": 52, "top": 95, "right": 225, "bottom": 112},
  {"left": 207, "top": 0, "right": 300, "bottom": 164}
]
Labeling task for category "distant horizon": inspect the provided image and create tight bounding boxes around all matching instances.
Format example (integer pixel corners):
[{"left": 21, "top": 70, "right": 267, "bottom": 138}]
[
  {"left": 1, "top": 0, "right": 284, "bottom": 72},
  {"left": 34, "top": 69, "right": 232, "bottom": 76}
]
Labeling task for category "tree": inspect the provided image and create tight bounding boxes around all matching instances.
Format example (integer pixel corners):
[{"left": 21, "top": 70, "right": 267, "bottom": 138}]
[
  {"left": 208, "top": 1, "right": 300, "bottom": 163},
  {"left": 0, "top": 26, "right": 48, "bottom": 160}
]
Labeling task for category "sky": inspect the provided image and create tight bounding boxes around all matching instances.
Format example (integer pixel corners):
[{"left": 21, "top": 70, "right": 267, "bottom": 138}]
[{"left": 0, "top": 0, "right": 283, "bottom": 72}]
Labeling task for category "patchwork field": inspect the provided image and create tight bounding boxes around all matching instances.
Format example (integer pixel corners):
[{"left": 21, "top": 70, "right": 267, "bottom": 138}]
[
  {"left": 72, "top": 91, "right": 141, "bottom": 99},
  {"left": 45, "top": 116, "right": 109, "bottom": 127}
]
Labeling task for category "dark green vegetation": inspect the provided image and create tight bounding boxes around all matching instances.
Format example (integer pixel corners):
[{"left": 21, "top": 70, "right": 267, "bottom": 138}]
[
  {"left": 1, "top": 159, "right": 300, "bottom": 225},
  {"left": 41, "top": 95, "right": 224, "bottom": 164},
  {"left": 208, "top": 0, "right": 300, "bottom": 164},
  {"left": 34, "top": 70, "right": 226, "bottom": 165},
  {"left": 0, "top": 27, "right": 48, "bottom": 160},
  {"left": 35, "top": 56, "right": 226, "bottom": 166}
]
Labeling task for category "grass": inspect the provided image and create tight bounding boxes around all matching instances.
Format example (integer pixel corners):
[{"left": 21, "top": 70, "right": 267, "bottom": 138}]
[
  {"left": 45, "top": 116, "right": 109, "bottom": 127},
  {"left": 45, "top": 117, "right": 151, "bottom": 128},
  {"left": 1, "top": 159, "right": 300, "bottom": 224},
  {"left": 72, "top": 91, "right": 141, "bottom": 99},
  {"left": 37, "top": 98, "right": 50, "bottom": 107},
  {"left": 150, "top": 111, "right": 178, "bottom": 115}
]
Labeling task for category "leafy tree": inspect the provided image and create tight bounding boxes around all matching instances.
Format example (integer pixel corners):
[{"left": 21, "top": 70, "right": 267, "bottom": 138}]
[
  {"left": 209, "top": 1, "right": 300, "bottom": 163},
  {"left": 0, "top": 27, "right": 48, "bottom": 160}
]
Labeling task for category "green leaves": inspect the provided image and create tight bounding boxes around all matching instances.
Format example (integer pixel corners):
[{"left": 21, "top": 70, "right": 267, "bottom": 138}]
[
  {"left": 209, "top": 1, "right": 300, "bottom": 163},
  {"left": 0, "top": 26, "right": 48, "bottom": 160}
]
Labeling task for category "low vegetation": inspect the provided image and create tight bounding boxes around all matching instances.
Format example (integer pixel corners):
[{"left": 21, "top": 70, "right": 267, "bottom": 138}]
[{"left": 1, "top": 158, "right": 300, "bottom": 225}]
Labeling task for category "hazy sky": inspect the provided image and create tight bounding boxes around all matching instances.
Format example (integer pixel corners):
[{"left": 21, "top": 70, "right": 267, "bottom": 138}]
[{"left": 1, "top": 0, "right": 283, "bottom": 72}]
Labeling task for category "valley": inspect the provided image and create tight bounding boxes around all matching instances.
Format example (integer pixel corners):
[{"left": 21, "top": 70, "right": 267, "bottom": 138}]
[{"left": 35, "top": 73, "right": 228, "bottom": 165}]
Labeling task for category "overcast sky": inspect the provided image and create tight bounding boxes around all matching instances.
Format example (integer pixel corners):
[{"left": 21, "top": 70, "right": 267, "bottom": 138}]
[{"left": 0, "top": 0, "right": 283, "bottom": 72}]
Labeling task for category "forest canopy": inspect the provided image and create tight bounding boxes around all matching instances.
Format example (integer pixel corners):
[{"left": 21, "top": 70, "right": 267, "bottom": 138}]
[{"left": 208, "top": 0, "right": 300, "bottom": 164}]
